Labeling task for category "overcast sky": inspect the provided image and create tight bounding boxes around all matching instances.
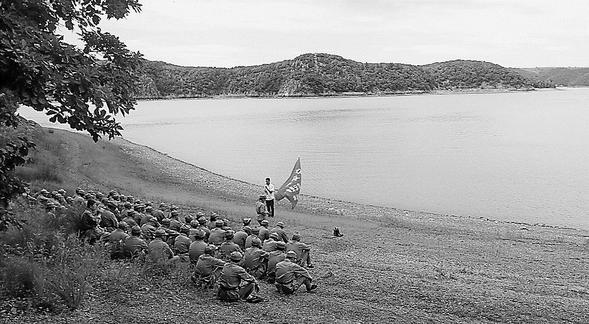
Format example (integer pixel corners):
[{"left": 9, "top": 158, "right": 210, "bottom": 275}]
[{"left": 96, "top": 0, "right": 589, "bottom": 68}]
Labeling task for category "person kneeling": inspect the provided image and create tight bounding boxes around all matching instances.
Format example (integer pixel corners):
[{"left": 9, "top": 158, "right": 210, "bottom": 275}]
[
  {"left": 275, "top": 251, "right": 317, "bottom": 294},
  {"left": 217, "top": 252, "right": 264, "bottom": 303}
]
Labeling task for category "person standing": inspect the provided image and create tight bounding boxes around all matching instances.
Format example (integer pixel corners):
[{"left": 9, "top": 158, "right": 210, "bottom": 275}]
[{"left": 264, "top": 177, "right": 275, "bottom": 218}]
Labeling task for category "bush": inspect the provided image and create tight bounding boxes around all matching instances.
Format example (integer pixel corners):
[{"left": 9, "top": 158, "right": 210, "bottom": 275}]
[
  {"left": 42, "top": 266, "right": 89, "bottom": 311},
  {"left": 0, "top": 256, "right": 42, "bottom": 298}
]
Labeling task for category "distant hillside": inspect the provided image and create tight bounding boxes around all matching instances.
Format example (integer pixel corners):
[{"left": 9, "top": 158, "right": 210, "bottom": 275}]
[
  {"left": 514, "top": 67, "right": 589, "bottom": 87},
  {"left": 135, "top": 53, "right": 554, "bottom": 98}
]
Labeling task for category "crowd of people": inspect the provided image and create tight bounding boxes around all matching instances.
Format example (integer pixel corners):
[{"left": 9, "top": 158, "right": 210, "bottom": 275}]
[{"left": 32, "top": 187, "right": 317, "bottom": 303}]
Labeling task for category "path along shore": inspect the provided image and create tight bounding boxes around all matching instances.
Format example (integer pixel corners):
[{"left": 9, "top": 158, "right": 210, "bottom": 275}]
[{"left": 24, "top": 127, "right": 589, "bottom": 323}]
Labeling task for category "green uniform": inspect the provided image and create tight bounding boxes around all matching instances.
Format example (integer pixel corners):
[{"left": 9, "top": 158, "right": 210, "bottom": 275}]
[
  {"left": 242, "top": 247, "right": 269, "bottom": 278},
  {"left": 262, "top": 239, "right": 278, "bottom": 252},
  {"left": 217, "top": 262, "right": 258, "bottom": 302},
  {"left": 195, "top": 254, "right": 225, "bottom": 277},
  {"left": 258, "top": 226, "right": 270, "bottom": 243},
  {"left": 124, "top": 236, "right": 148, "bottom": 258},
  {"left": 245, "top": 234, "right": 258, "bottom": 249},
  {"left": 286, "top": 241, "right": 312, "bottom": 267},
  {"left": 275, "top": 259, "right": 313, "bottom": 294},
  {"left": 267, "top": 250, "right": 286, "bottom": 282},
  {"left": 141, "top": 223, "right": 157, "bottom": 241},
  {"left": 219, "top": 241, "right": 242, "bottom": 261},
  {"left": 174, "top": 233, "right": 191, "bottom": 255},
  {"left": 233, "top": 230, "right": 248, "bottom": 250},
  {"left": 270, "top": 226, "right": 289, "bottom": 243},
  {"left": 208, "top": 228, "right": 226, "bottom": 246},
  {"left": 189, "top": 240, "right": 207, "bottom": 263},
  {"left": 148, "top": 238, "right": 174, "bottom": 263}
]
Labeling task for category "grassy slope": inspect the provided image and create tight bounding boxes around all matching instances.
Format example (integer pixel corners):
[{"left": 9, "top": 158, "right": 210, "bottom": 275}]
[{"left": 12, "top": 127, "right": 589, "bottom": 323}]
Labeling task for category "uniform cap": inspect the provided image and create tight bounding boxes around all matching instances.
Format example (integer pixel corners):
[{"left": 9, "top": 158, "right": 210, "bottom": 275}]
[
  {"left": 276, "top": 241, "right": 286, "bottom": 250},
  {"left": 205, "top": 245, "right": 217, "bottom": 254},
  {"left": 190, "top": 220, "right": 199, "bottom": 228},
  {"left": 161, "top": 218, "right": 171, "bottom": 225},
  {"left": 198, "top": 217, "right": 207, "bottom": 224},
  {"left": 243, "top": 226, "right": 252, "bottom": 234},
  {"left": 276, "top": 222, "right": 284, "bottom": 227},
  {"left": 261, "top": 220, "right": 269, "bottom": 226},
  {"left": 193, "top": 230, "right": 205, "bottom": 239},
  {"left": 180, "top": 225, "right": 190, "bottom": 234},
  {"left": 230, "top": 251, "right": 243, "bottom": 261},
  {"left": 286, "top": 251, "right": 297, "bottom": 259},
  {"left": 171, "top": 210, "right": 179, "bottom": 216},
  {"left": 242, "top": 218, "right": 252, "bottom": 225},
  {"left": 215, "top": 220, "right": 224, "bottom": 226},
  {"left": 259, "top": 195, "right": 266, "bottom": 200},
  {"left": 145, "top": 206, "right": 153, "bottom": 212},
  {"left": 291, "top": 233, "right": 301, "bottom": 241},
  {"left": 225, "top": 231, "right": 235, "bottom": 239},
  {"left": 251, "top": 238, "right": 261, "bottom": 247},
  {"left": 131, "top": 226, "right": 141, "bottom": 235},
  {"left": 154, "top": 228, "right": 166, "bottom": 237},
  {"left": 269, "top": 232, "right": 280, "bottom": 240}
]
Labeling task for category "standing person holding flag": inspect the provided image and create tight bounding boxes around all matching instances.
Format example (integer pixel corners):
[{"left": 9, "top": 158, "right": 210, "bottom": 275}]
[
  {"left": 275, "top": 158, "right": 302, "bottom": 209},
  {"left": 264, "top": 178, "right": 275, "bottom": 218}
]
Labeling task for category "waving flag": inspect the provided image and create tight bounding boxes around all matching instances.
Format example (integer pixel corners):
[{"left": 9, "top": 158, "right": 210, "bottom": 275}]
[{"left": 275, "top": 158, "right": 301, "bottom": 209}]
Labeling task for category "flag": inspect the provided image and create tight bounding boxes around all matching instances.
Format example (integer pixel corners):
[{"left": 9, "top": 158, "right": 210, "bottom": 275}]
[{"left": 275, "top": 158, "right": 301, "bottom": 209}]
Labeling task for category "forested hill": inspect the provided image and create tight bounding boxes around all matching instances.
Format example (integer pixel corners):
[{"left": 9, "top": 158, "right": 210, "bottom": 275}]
[
  {"left": 135, "top": 53, "right": 554, "bottom": 98},
  {"left": 514, "top": 67, "right": 589, "bottom": 87}
]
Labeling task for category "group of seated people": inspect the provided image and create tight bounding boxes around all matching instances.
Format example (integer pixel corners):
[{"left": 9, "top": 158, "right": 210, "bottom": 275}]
[{"left": 33, "top": 187, "right": 318, "bottom": 303}]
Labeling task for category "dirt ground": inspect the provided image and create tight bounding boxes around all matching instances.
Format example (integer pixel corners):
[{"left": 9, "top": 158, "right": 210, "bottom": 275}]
[{"left": 6, "top": 127, "right": 589, "bottom": 323}]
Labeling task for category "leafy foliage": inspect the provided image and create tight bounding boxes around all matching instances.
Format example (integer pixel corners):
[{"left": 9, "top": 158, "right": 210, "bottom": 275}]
[
  {"left": 422, "top": 60, "right": 548, "bottom": 89},
  {"left": 0, "top": 0, "right": 142, "bottom": 216},
  {"left": 136, "top": 53, "right": 554, "bottom": 98}
]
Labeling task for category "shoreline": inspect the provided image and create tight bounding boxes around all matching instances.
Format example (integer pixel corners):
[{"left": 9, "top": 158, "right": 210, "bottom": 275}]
[
  {"left": 118, "top": 134, "right": 588, "bottom": 233},
  {"left": 135, "top": 86, "right": 552, "bottom": 101},
  {"left": 17, "top": 126, "right": 589, "bottom": 323}
]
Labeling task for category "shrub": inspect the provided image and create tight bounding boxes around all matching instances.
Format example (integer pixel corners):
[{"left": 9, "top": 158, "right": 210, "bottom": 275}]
[
  {"left": 42, "top": 266, "right": 89, "bottom": 311},
  {"left": 0, "top": 256, "right": 42, "bottom": 297}
]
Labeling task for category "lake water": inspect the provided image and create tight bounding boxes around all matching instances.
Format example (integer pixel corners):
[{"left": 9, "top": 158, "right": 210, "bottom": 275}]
[{"left": 21, "top": 89, "right": 589, "bottom": 229}]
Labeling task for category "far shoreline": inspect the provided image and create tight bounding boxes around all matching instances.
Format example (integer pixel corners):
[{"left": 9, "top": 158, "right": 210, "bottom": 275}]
[{"left": 135, "top": 86, "right": 558, "bottom": 101}]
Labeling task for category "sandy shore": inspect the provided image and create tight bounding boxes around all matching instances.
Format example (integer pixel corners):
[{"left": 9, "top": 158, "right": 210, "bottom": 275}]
[{"left": 21, "top": 127, "right": 589, "bottom": 323}]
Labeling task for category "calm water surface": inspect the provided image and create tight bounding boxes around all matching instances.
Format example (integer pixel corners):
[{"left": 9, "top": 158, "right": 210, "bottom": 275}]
[{"left": 21, "top": 89, "right": 589, "bottom": 229}]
